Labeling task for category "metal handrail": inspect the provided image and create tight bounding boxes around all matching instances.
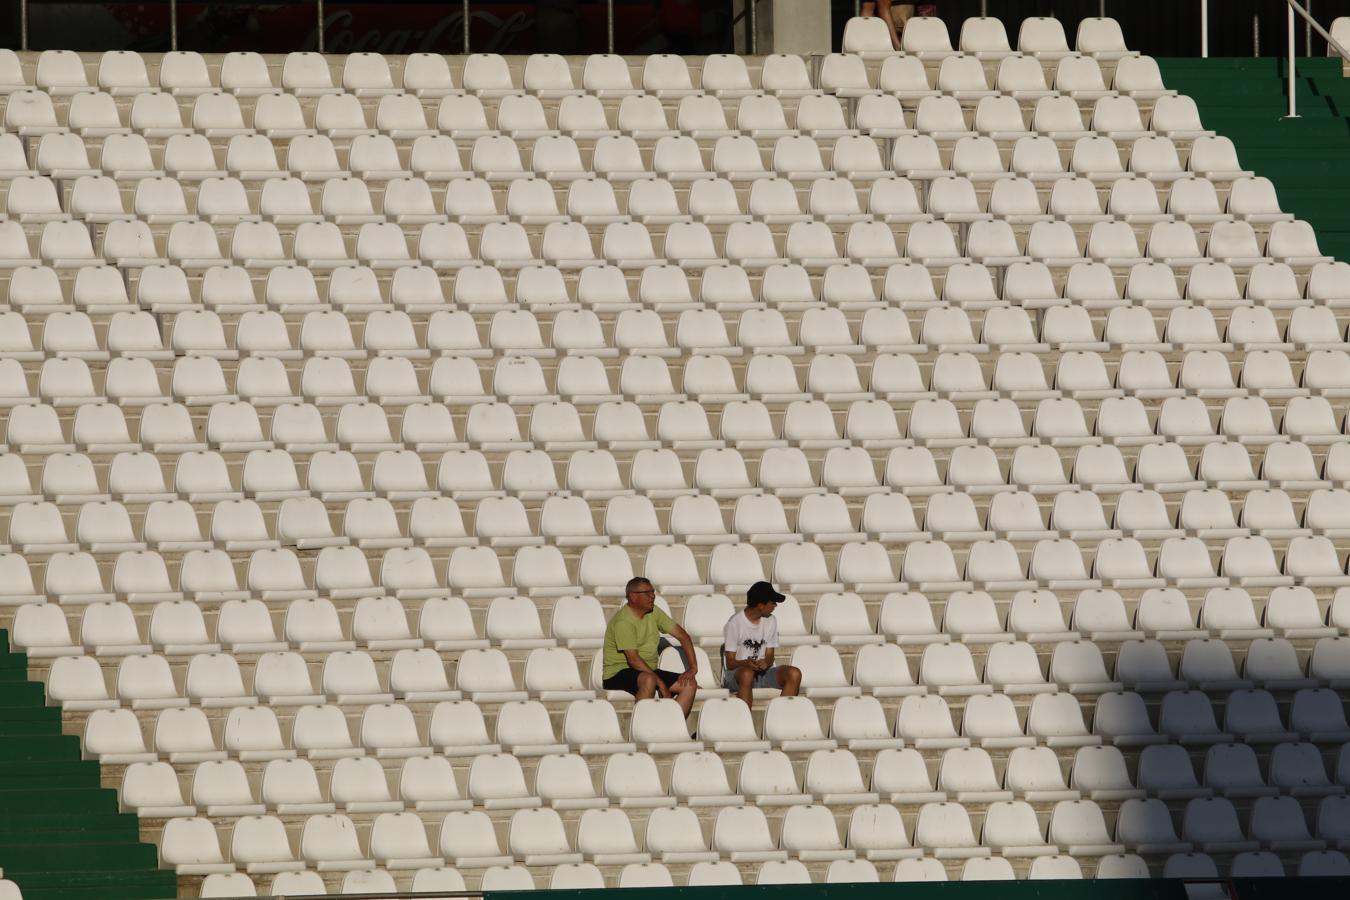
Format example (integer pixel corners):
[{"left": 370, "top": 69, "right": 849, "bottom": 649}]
[
  {"left": 1201, "top": 0, "right": 1208, "bottom": 57},
  {"left": 1288, "top": 0, "right": 1350, "bottom": 62},
  {"left": 1197, "top": 0, "right": 1350, "bottom": 118},
  {"left": 1199, "top": 0, "right": 1350, "bottom": 62},
  {"left": 1289, "top": 3, "right": 1299, "bottom": 118},
  {"left": 1281, "top": 0, "right": 1350, "bottom": 119},
  {"left": 749, "top": 0, "right": 758, "bottom": 57}
]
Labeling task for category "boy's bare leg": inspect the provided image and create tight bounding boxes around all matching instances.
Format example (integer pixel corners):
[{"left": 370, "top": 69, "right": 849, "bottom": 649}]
[{"left": 734, "top": 667, "right": 756, "bottom": 706}]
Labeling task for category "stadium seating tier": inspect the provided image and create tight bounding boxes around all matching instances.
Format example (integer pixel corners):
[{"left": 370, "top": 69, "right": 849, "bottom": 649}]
[{"left": 1, "top": 17, "right": 1350, "bottom": 897}]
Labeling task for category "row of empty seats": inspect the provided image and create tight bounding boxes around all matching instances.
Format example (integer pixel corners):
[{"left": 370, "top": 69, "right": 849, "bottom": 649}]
[
  {"left": 3, "top": 90, "right": 1208, "bottom": 146},
  {"left": 12, "top": 421, "right": 1350, "bottom": 492},
  {"left": 3, "top": 170, "right": 1290, "bottom": 231},
  {"left": 17, "top": 475, "right": 1350, "bottom": 547},
  {"left": 0, "top": 18, "right": 1156, "bottom": 103},
  {"left": 19, "top": 529, "right": 1350, "bottom": 602},
  {"left": 18, "top": 493, "right": 1350, "bottom": 577},
  {"left": 115, "top": 739, "right": 1350, "bottom": 819},
  {"left": 152, "top": 794, "right": 1350, "bottom": 875},
  {"left": 41, "top": 631, "right": 1350, "bottom": 712},
  {"left": 63, "top": 687, "right": 1140, "bottom": 747},
  {"left": 0, "top": 216, "right": 1328, "bottom": 275},
  {"left": 16, "top": 350, "right": 1350, "bottom": 413},
  {"left": 9, "top": 259, "right": 1348, "bottom": 317},
  {"left": 179, "top": 847, "right": 1350, "bottom": 895},
  {"left": 186, "top": 852, "right": 1213, "bottom": 896},
  {"left": 15, "top": 298, "right": 1350, "bottom": 360}
]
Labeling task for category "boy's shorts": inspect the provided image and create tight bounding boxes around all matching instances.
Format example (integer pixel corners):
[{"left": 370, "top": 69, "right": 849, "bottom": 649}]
[{"left": 722, "top": 665, "right": 780, "bottom": 690}]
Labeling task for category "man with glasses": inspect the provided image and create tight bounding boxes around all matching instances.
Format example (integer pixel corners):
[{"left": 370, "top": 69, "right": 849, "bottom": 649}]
[{"left": 601, "top": 576, "right": 700, "bottom": 718}]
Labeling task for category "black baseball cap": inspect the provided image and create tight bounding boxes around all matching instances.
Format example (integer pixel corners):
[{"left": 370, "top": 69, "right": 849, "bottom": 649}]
[{"left": 747, "top": 581, "right": 786, "bottom": 606}]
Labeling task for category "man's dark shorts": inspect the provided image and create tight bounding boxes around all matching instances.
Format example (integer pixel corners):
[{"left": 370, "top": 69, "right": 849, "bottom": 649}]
[{"left": 603, "top": 667, "right": 682, "bottom": 694}]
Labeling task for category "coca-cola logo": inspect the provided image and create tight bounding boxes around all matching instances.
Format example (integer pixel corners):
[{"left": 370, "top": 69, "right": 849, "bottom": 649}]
[{"left": 304, "top": 8, "right": 535, "bottom": 55}]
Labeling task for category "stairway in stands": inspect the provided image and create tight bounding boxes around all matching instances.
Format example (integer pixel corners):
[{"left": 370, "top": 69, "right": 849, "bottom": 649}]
[
  {"left": 0, "top": 631, "right": 173, "bottom": 900},
  {"left": 1159, "top": 56, "right": 1350, "bottom": 261}
]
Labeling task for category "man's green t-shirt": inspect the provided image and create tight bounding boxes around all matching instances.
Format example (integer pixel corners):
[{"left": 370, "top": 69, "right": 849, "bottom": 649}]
[{"left": 602, "top": 605, "right": 677, "bottom": 679}]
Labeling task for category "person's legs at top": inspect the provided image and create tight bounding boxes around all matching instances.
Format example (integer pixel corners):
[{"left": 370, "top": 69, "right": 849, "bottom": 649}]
[
  {"left": 861, "top": 0, "right": 917, "bottom": 49},
  {"left": 873, "top": 0, "right": 904, "bottom": 50},
  {"left": 775, "top": 665, "right": 802, "bottom": 697}
]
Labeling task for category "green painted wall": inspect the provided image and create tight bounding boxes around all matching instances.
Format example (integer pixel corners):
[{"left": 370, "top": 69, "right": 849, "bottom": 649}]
[
  {"left": 1158, "top": 56, "right": 1350, "bottom": 262},
  {"left": 0, "top": 631, "right": 175, "bottom": 900}
]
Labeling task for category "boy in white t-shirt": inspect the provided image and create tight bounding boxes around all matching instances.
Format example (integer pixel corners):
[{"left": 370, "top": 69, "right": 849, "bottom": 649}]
[{"left": 721, "top": 581, "right": 803, "bottom": 706}]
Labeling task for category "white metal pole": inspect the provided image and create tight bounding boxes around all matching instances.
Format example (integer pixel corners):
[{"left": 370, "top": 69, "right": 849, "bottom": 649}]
[
  {"left": 1201, "top": 0, "right": 1209, "bottom": 58},
  {"left": 1288, "top": 3, "right": 1299, "bottom": 117}
]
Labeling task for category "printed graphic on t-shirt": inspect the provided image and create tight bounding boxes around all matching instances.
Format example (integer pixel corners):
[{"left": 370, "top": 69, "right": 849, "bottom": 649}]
[{"left": 725, "top": 612, "right": 779, "bottom": 661}]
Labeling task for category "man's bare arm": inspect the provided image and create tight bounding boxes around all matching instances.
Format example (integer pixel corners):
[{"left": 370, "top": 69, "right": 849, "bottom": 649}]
[{"left": 668, "top": 624, "right": 699, "bottom": 674}]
